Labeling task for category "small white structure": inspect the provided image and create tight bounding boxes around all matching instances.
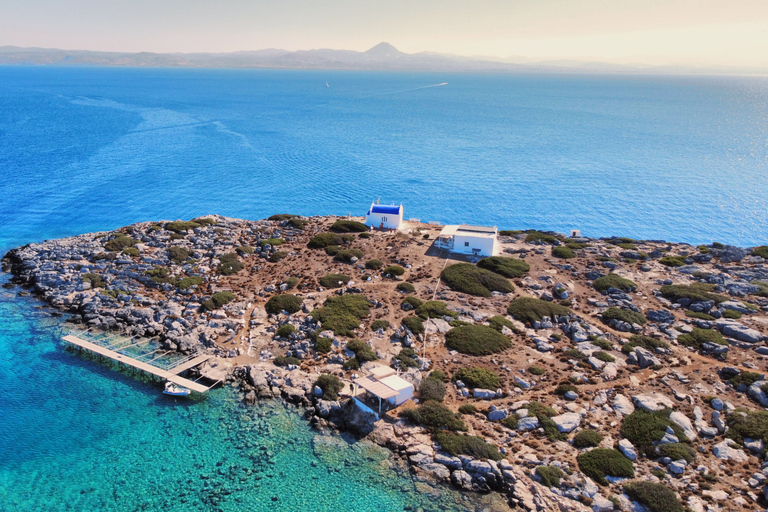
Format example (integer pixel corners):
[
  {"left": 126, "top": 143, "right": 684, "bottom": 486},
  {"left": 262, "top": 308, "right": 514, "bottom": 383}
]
[
  {"left": 570, "top": 229, "right": 581, "bottom": 238},
  {"left": 353, "top": 365, "right": 414, "bottom": 412},
  {"left": 434, "top": 224, "right": 499, "bottom": 257},
  {"left": 365, "top": 202, "right": 403, "bottom": 230}
]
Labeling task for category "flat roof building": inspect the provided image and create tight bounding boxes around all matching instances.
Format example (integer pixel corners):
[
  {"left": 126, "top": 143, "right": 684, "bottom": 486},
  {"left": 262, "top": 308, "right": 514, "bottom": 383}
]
[{"left": 434, "top": 224, "right": 499, "bottom": 257}]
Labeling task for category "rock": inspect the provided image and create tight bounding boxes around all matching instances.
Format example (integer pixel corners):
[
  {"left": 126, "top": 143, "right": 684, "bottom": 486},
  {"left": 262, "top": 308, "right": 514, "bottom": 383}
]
[
  {"left": 633, "top": 347, "right": 662, "bottom": 368},
  {"left": 712, "top": 411, "right": 726, "bottom": 434},
  {"left": 488, "top": 409, "right": 509, "bottom": 421},
  {"left": 668, "top": 460, "right": 686, "bottom": 475},
  {"left": 613, "top": 394, "right": 635, "bottom": 416},
  {"left": 716, "top": 320, "right": 764, "bottom": 344},
  {"left": 632, "top": 393, "right": 674, "bottom": 412},
  {"left": 710, "top": 398, "right": 724, "bottom": 411},
  {"left": 702, "top": 489, "right": 729, "bottom": 501},
  {"left": 551, "top": 412, "right": 581, "bottom": 433},
  {"left": 564, "top": 390, "right": 579, "bottom": 401},
  {"left": 514, "top": 376, "right": 532, "bottom": 389},
  {"left": 517, "top": 416, "right": 540, "bottom": 431},
  {"left": 713, "top": 439, "right": 749, "bottom": 462},
  {"left": 618, "top": 439, "right": 637, "bottom": 461},
  {"left": 669, "top": 411, "right": 697, "bottom": 441},
  {"left": 434, "top": 453, "right": 463, "bottom": 470},
  {"left": 747, "top": 380, "right": 768, "bottom": 407},
  {"left": 646, "top": 309, "right": 675, "bottom": 323},
  {"left": 473, "top": 388, "right": 496, "bottom": 400},
  {"left": 743, "top": 438, "right": 765, "bottom": 454},
  {"left": 450, "top": 470, "right": 473, "bottom": 490},
  {"left": 587, "top": 356, "right": 605, "bottom": 370},
  {"left": 591, "top": 496, "right": 614, "bottom": 512}
]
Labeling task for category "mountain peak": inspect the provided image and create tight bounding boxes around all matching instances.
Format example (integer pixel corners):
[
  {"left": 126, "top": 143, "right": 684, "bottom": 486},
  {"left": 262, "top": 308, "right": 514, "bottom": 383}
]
[{"left": 364, "top": 42, "right": 401, "bottom": 57}]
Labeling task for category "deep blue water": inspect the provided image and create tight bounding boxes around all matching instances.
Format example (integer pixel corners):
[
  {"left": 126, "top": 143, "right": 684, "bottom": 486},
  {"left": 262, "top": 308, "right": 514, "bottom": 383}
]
[{"left": 0, "top": 66, "right": 767, "bottom": 510}]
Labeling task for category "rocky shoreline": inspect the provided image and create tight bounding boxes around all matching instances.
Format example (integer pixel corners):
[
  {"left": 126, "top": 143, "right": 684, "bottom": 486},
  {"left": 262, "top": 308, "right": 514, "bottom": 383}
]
[{"left": 3, "top": 214, "right": 768, "bottom": 512}]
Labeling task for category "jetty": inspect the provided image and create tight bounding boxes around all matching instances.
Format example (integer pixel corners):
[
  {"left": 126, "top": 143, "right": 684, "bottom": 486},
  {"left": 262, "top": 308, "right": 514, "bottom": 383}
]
[{"left": 63, "top": 333, "right": 218, "bottom": 394}]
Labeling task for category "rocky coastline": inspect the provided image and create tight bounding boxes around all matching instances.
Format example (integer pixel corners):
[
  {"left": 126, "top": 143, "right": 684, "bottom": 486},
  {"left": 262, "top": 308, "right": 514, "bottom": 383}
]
[{"left": 3, "top": 214, "right": 768, "bottom": 512}]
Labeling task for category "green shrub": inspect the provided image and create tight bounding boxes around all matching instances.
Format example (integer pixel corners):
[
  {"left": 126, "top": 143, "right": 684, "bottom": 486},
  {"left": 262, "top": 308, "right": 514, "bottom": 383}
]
[
  {"left": 259, "top": 238, "right": 285, "bottom": 247},
  {"left": 288, "top": 218, "right": 308, "bottom": 229},
  {"left": 333, "top": 248, "right": 364, "bottom": 263},
  {"left": 285, "top": 277, "right": 299, "bottom": 289},
  {"left": 524, "top": 402, "right": 566, "bottom": 441},
  {"left": 419, "top": 379, "right": 446, "bottom": 402},
  {"left": 572, "top": 429, "right": 603, "bottom": 448},
  {"left": 316, "top": 337, "right": 332, "bottom": 354},
  {"left": 324, "top": 244, "right": 341, "bottom": 256},
  {"left": 659, "top": 256, "right": 686, "bottom": 267},
  {"left": 623, "top": 481, "right": 684, "bottom": 512},
  {"left": 365, "top": 259, "right": 383, "bottom": 270},
  {"left": 383, "top": 265, "right": 405, "bottom": 277},
  {"left": 401, "top": 401, "right": 467, "bottom": 431},
  {"left": 169, "top": 246, "right": 192, "bottom": 263},
  {"left": 236, "top": 245, "right": 255, "bottom": 255},
  {"left": 592, "top": 273, "right": 637, "bottom": 293},
  {"left": 507, "top": 297, "right": 570, "bottom": 325},
  {"left": 576, "top": 448, "right": 635, "bottom": 485},
  {"left": 275, "top": 324, "right": 296, "bottom": 338},
  {"left": 396, "top": 282, "right": 415, "bottom": 293},
  {"left": 659, "top": 283, "right": 727, "bottom": 305},
  {"left": 202, "top": 291, "right": 236, "bottom": 310},
  {"left": 730, "top": 371, "right": 762, "bottom": 388},
  {"left": 265, "top": 294, "right": 303, "bottom": 315},
  {"left": 428, "top": 370, "right": 447, "bottom": 381},
  {"left": 592, "top": 351, "right": 615, "bottom": 363},
  {"left": 476, "top": 256, "right": 530, "bottom": 278},
  {"left": 592, "top": 338, "right": 613, "bottom": 350},
  {"left": 657, "top": 443, "right": 696, "bottom": 463},
  {"left": 677, "top": 328, "right": 727, "bottom": 350},
  {"left": 500, "top": 414, "right": 519, "bottom": 429},
  {"left": 122, "top": 247, "right": 139, "bottom": 257},
  {"left": 621, "top": 335, "right": 669, "bottom": 354},
  {"left": 685, "top": 310, "right": 715, "bottom": 320},
  {"left": 528, "top": 365, "right": 546, "bottom": 375},
  {"left": 268, "top": 214, "right": 298, "bottom": 221},
  {"left": 218, "top": 252, "right": 243, "bottom": 274},
  {"left": 562, "top": 348, "right": 586, "bottom": 360},
  {"left": 722, "top": 309, "right": 742, "bottom": 319},
  {"left": 345, "top": 338, "right": 377, "bottom": 363},
  {"left": 416, "top": 300, "right": 456, "bottom": 319},
  {"left": 308, "top": 233, "right": 344, "bottom": 249},
  {"left": 488, "top": 315, "right": 514, "bottom": 332},
  {"left": 81, "top": 273, "right": 106, "bottom": 288},
  {"left": 178, "top": 276, "right": 204, "bottom": 290},
  {"left": 453, "top": 367, "right": 501, "bottom": 389},
  {"left": 458, "top": 404, "right": 477, "bottom": 415},
  {"left": 445, "top": 325, "right": 512, "bottom": 355},
  {"left": 319, "top": 273, "right": 351, "bottom": 288},
  {"left": 441, "top": 263, "right": 514, "bottom": 297},
  {"left": 524, "top": 231, "right": 561, "bottom": 244},
  {"left": 370, "top": 319, "right": 390, "bottom": 331},
  {"left": 342, "top": 358, "right": 360, "bottom": 370},
  {"left": 273, "top": 355, "right": 301, "bottom": 367},
  {"left": 535, "top": 465, "right": 564, "bottom": 487},
  {"left": 752, "top": 246, "right": 768, "bottom": 259},
  {"left": 616, "top": 242, "right": 637, "bottom": 250},
  {"left": 104, "top": 234, "right": 137, "bottom": 251},
  {"left": 165, "top": 220, "right": 205, "bottom": 233},
  {"left": 602, "top": 306, "right": 646, "bottom": 325},
  {"left": 552, "top": 246, "right": 576, "bottom": 259},
  {"left": 555, "top": 383, "right": 578, "bottom": 396},
  {"left": 402, "top": 296, "right": 423, "bottom": 309},
  {"left": 402, "top": 316, "right": 424, "bottom": 334},
  {"left": 620, "top": 409, "right": 686, "bottom": 456},
  {"left": 726, "top": 409, "right": 768, "bottom": 446},
  {"left": 315, "top": 374, "right": 344, "bottom": 400},
  {"left": 330, "top": 220, "right": 369, "bottom": 233},
  {"left": 394, "top": 347, "right": 419, "bottom": 368},
  {"left": 359, "top": 232, "right": 372, "bottom": 239},
  {"left": 311, "top": 295, "right": 370, "bottom": 336},
  {"left": 268, "top": 251, "right": 287, "bottom": 263},
  {"left": 433, "top": 431, "right": 501, "bottom": 460}
]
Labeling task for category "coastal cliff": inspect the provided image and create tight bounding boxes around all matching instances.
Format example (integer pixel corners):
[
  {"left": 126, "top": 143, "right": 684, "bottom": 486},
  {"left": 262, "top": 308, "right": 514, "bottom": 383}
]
[{"left": 3, "top": 214, "right": 768, "bottom": 512}]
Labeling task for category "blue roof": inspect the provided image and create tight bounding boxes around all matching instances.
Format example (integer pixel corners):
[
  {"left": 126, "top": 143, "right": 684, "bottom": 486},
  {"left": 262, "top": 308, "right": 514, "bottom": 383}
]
[{"left": 370, "top": 204, "right": 401, "bottom": 215}]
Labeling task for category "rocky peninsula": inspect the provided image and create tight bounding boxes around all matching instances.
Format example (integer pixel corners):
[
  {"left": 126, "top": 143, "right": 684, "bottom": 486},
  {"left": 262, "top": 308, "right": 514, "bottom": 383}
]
[{"left": 3, "top": 214, "right": 768, "bottom": 512}]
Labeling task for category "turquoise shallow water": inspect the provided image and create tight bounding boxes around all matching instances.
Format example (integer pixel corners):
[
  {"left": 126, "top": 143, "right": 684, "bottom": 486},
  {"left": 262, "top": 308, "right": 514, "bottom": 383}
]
[
  {"left": 1, "top": 67, "right": 767, "bottom": 510},
  {"left": 0, "top": 284, "right": 479, "bottom": 512}
]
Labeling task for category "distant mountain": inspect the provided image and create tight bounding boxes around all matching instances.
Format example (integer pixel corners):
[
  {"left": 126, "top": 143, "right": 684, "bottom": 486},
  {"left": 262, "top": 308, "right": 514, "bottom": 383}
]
[{"left": 0, "top": 43, "right": 764, "bottom": 74}]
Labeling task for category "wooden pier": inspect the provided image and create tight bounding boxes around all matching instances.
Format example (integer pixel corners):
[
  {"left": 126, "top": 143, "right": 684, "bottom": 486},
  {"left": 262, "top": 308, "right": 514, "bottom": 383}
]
[{"left": 63, "top": 334, "right": 217, "bottom": 394}]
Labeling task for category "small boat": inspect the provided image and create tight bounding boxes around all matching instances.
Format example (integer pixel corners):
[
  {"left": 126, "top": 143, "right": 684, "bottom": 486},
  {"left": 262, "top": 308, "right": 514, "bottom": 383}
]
[
  {"left": 326, "top": 82, "right": 329, "bottom": 88},
  {"left": 163, "top": 381, "right": 191, "bottom": 396}
]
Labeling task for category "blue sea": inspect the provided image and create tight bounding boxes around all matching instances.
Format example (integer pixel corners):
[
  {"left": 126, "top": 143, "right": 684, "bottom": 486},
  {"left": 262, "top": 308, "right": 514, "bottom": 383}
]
[{"left": 0, "top": 67, "right": 767, "bottom": 511}]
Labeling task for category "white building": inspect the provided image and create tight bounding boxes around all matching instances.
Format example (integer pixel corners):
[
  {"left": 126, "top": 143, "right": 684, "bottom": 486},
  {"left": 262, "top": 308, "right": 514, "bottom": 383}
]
[
  {"left": 434, "top": 224, "right": 499, "bottom": 257},
  {"left": 353, "top": 365, "right": 414, "bottom": 412},
  {"left": 365, "top": 202, "right": 403, "bottom": 230}
]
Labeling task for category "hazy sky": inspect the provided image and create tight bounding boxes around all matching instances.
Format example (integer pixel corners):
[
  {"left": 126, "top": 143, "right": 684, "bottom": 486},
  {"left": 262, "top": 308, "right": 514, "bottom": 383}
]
[{"left": 2, "top": 0, "right": 768, "bottom": 67}]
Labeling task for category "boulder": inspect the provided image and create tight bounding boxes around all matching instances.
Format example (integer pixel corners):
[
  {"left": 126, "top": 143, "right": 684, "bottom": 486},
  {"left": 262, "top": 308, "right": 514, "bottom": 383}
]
[
  {"left": 613, "top": 394, "right": 635, "bottom": 416},
  {"left": 451, "top": 470, "right": 473, "bottom": 490},
  {"left": 716, "top": 320, "right": 764, "bottom": 344},
  {"left": 517, "top": 416, "right": 540, "bottom": 431},
  {"left": 646, "top": 309, "right": 675, "bottom": 323},
  {"left": 632, "top": 393, "right": 674, "bottom": 412},
  {"left": 551, "top": 412, "right": 581, "bottom": 433},
  {"left": 747, "top": 380, "right": 768, "bottom": 407},
  {"left": 713, "top": 439, "right": 749, "bottom": 462},
  {"left": 488, "top": 409, "right": 509, "bottom": 421},
  {"left": 669, "top": 411, "right": 697, "bottom": 441},
  {"left": 618, "top": 439, "right": 637, "bottom": 461},
  {"left": 473, "top": 388, "right": 496, "bottom": 400}
]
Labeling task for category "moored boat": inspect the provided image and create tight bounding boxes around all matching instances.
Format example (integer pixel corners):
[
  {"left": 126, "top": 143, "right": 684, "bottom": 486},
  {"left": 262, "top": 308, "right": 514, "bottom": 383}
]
[{"left": 163, "top": 381, "right": 191, "bottom": 396}]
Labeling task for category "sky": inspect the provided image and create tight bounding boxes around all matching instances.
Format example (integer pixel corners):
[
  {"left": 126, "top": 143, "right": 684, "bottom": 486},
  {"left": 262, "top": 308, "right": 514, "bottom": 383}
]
[{"left": 2, "top": 0, "right": 768, "bottom": 68}]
